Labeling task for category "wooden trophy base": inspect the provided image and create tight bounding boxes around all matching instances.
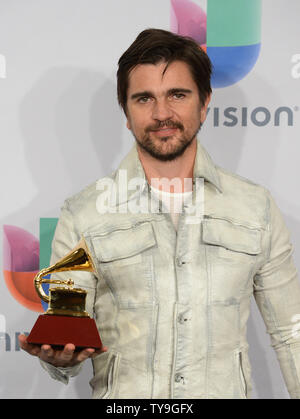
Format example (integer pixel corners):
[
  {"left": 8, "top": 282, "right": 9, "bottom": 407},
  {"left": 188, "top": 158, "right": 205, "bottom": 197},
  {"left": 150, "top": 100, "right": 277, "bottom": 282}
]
[{"left": 27, "top": 314, "right": 102, "bottom": 351}]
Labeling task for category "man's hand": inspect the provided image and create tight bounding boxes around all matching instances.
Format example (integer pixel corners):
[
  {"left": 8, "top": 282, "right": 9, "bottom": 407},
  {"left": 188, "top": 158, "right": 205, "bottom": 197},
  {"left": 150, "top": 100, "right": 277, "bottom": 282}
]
[{"left": 18, "top": 334, "right": 108, "bottom": 368}]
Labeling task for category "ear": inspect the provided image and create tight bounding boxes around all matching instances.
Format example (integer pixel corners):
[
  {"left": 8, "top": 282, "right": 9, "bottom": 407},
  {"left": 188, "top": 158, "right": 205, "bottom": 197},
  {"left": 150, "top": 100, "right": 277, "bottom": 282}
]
[
  {"left": 200, "top": 93, "right": 211, "bottom": 124},
  {"left": 126, "top": 119, "right": 131, "bottom": 130}
]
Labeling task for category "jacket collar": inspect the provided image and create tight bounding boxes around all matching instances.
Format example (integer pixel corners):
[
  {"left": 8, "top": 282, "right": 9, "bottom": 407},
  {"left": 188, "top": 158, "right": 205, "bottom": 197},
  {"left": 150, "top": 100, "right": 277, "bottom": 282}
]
[
  {"left": 113, "top": 139, "right": 222, "bottom": 205},
  {"left": 193, "top": 141, "right": 222, "bottom": 193}
]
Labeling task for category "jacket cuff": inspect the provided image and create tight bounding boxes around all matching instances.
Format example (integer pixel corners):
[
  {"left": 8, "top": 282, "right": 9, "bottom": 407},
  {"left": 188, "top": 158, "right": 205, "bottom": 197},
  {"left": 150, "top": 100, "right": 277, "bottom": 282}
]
[{"left": 39, "top": 359, "right": 82, "bottom": 385}]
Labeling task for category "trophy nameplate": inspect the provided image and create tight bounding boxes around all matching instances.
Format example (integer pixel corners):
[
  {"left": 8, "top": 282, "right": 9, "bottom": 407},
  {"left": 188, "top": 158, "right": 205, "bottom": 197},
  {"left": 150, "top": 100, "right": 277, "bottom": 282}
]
[{"left": 27, "top": 239, "right": 102, "bottom": 351}]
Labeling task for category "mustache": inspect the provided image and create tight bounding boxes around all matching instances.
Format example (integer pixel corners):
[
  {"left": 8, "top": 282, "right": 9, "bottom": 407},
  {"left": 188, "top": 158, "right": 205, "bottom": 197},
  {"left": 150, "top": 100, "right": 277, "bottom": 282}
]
[{"left": 145, "top": 120, "right": 184, "bottom": 132}]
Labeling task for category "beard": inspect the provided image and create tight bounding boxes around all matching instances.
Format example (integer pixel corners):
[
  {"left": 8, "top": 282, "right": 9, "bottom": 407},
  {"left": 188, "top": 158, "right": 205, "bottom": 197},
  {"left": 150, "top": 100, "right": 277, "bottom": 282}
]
[{"left": 133, "top": 119, "right": 202, "bottom": 162}]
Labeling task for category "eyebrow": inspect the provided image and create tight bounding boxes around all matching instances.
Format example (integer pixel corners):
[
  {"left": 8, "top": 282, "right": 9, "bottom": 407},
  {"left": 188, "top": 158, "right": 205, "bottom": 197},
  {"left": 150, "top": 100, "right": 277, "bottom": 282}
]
[{"left": 130, "top": 88, "right": 193, "bottom": 101}]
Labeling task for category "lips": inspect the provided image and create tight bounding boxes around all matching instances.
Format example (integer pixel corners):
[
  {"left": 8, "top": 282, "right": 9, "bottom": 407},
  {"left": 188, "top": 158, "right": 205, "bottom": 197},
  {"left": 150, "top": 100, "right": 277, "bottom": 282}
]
[{"left": 152, "top": 127, "right": 178, "bottom": 137}]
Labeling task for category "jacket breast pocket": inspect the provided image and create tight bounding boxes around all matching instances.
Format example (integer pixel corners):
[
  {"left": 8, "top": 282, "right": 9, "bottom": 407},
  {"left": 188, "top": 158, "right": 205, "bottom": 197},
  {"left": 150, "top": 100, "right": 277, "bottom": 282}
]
[
  {"left": 90, "top": 222, "right": 157, "bottom": 308},
  {"left": 202, "top": 217, "right": 262, "bottom": 302}
]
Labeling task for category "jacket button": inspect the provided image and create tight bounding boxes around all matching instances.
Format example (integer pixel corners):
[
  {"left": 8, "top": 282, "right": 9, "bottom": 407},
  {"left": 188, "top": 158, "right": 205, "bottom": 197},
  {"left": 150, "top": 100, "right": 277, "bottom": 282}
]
[
  {"left": 176, "top": 257, "right": 185, "bottom": 267},
  {"left": 174, "top": 373, "right": 184, "bottom": 383},
  {"left": 178, "top": 314, "right": 187, "bottom": 324}
]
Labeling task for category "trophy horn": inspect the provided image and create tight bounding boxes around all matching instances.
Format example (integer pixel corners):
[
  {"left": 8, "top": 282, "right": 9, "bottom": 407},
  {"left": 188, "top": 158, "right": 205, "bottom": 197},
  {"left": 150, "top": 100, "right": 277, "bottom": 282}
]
[{"left": 34, "top": 237, "right": 95, "bottom": 303}]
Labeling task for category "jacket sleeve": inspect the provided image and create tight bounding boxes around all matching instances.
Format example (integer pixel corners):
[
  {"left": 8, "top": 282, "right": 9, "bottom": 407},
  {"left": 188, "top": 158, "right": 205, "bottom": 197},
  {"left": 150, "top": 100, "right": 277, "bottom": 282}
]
[
  {"left": 253, "top": 191, "right": 300, "bottom": 399},
  {"left": 39, "top": 200, "right": 98, "bottom": 385}
]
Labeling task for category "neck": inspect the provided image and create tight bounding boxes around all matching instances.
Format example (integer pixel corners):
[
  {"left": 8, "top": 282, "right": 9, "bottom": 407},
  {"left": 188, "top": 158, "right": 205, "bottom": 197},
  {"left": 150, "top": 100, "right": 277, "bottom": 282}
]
[{"left": 137, "top": 138, "right": 197, "bottom": 193}]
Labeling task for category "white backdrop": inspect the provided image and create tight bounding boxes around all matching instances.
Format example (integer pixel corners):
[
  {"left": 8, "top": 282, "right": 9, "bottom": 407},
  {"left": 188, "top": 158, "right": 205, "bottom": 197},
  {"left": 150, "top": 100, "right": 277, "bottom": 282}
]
[{"left": 0, "top": 0, "right": 300, "bottom": 398}]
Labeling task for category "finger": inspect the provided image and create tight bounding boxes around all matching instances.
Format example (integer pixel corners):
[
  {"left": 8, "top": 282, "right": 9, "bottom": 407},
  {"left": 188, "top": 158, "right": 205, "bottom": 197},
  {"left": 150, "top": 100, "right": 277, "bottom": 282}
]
[
  {"left": 91, "top": 346, "right": 108, "bottom": 359},
  {"left": 59, "top": 343, "right": 76, "bottom": 362},
  {"left": 18, "top": 334, "right": 29, "bottom": 350},
  {"left": 40, "top": 344, "right": 54, "bottom": 360},
  {"left": 75, "top": 348, "right": 95, "bottom": 363},
  {"left": 18, "top": 334, "right": 41, "bottom": 356},
  {"left": 92, "top": 345, "right": 108, "bottom": 356}
]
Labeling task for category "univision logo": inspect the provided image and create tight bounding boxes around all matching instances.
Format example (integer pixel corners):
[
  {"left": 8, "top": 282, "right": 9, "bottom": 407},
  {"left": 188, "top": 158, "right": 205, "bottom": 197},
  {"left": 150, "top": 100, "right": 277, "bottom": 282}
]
[
  {"left": 171, "top": 0, "right": 262, "bottom": 88},
  {"left": 2, "top": 220, "right": 58, "bottom": 313},
  {"left": 206, "top": 106, "right": 296, "bottom": 127}
]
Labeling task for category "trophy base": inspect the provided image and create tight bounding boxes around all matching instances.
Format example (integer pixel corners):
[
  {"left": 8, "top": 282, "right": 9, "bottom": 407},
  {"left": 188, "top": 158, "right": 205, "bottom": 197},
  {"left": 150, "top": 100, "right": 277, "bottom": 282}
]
[{"left": 27, "top": 314, "right": 102, "bottom": 351}]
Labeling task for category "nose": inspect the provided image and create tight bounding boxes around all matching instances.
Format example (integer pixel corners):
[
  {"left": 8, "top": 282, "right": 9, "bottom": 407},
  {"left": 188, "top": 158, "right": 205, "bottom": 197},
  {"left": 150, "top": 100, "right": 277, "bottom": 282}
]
[{"left": 152, "top": 99, "right": 173, "bottom": 121}]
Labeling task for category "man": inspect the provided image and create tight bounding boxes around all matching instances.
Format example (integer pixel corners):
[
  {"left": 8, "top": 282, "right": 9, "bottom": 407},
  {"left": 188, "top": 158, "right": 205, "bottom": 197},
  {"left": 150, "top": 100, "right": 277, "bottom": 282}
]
[{"left": 20, "top": 28, "right": 300, "bottom": 399}]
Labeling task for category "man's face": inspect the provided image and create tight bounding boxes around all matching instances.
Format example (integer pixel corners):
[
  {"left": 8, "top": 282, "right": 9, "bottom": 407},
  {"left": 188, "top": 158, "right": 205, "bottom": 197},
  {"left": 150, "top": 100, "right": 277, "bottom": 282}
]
[{"left": 126, "top": 60, "right": 210, "bottom": 161}]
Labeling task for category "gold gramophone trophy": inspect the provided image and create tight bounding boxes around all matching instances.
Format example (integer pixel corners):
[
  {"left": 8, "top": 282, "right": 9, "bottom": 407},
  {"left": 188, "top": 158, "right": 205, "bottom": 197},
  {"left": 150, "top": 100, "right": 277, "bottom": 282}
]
[{"left": 27, "top": 238, "right": 102, "bottom": 350}]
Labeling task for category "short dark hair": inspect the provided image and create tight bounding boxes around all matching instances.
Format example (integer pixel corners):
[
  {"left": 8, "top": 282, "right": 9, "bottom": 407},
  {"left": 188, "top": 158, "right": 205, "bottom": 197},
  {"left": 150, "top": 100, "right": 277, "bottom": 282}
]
[{"left": 117, "top": 28, "right": 212, "bottom": 114}]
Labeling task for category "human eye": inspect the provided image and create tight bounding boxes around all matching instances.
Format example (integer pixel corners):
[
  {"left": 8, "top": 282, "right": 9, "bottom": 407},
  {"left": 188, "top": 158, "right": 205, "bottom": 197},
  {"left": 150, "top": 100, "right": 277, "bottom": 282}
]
[
  {"left": 171, "top": 92, "right": 186, "bottom": 100},
  {"left": 137, "top": 96, "right": 151, "bottom": 104}
]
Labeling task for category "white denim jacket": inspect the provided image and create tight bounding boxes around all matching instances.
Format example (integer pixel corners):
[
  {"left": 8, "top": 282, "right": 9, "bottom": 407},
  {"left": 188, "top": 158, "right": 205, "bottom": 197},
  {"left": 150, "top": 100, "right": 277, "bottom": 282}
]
[{"left": 41, "top": 140, "right": 300, "bottom": 399}]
